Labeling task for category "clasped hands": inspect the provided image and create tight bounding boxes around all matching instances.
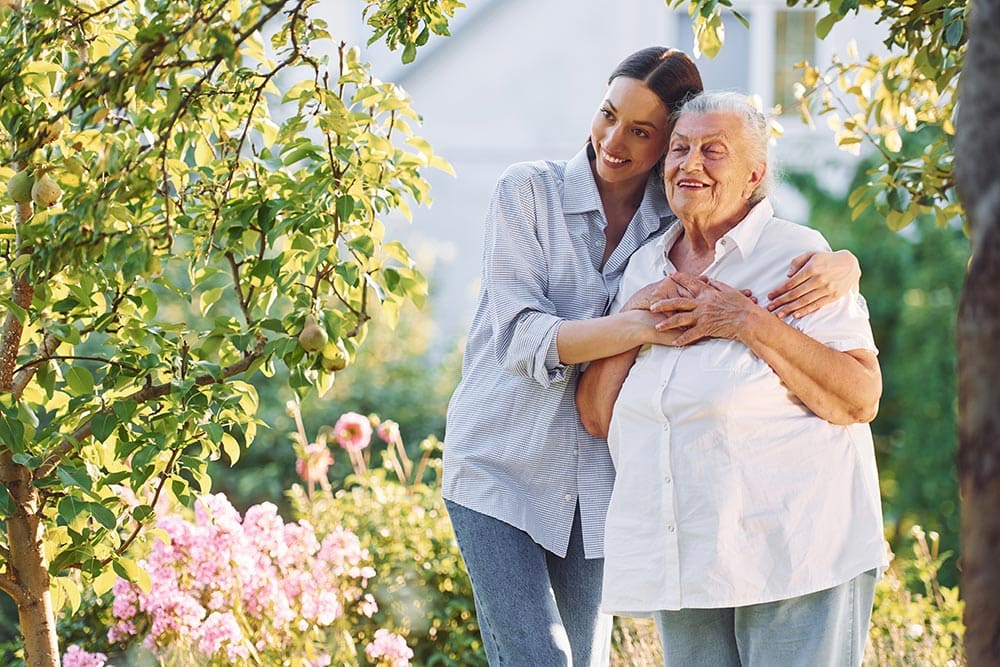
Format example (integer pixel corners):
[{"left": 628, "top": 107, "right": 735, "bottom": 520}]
[{"left": 624, "top": 273, "right": 754, "bottom": 346}]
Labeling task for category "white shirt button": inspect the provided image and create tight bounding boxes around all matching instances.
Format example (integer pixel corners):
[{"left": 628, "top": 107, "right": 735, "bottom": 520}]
[
  {"left": 667, "top": 524, "right": 676, "bottom": 533},
  {"left": 664, "top": 476, "right": 672, "bottom": 484},
  {"left": 565, "top": 494, "right": 573, "bottom": 502}
]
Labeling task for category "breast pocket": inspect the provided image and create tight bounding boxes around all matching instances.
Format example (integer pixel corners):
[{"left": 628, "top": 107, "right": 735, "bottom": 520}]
[{"left": 696, "top": 339, "right": 762, "bottom": 375}]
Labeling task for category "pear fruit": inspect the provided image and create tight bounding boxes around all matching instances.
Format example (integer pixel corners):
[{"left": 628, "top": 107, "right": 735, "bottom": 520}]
[
  {"left": 6, "top": 170, "right": 34, "bottom": 203},
  {"left": 321, "top": 345, "right": 347, "bottom": 372},
  {"left": 31, "top": 173, "right": 62, "bottom": 208},
  {"left": 298, "top": 314, "right": 328, "bottom": 353}
]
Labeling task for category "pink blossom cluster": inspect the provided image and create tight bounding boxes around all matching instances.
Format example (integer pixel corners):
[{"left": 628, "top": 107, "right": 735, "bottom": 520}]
[
  {"left": 333, "top": 411, "right": 373, "bottom": 452},
  {"left": 296, "top": 441, "right": 335, "bottom": 484},
  {"left": 108, "top": 494, "right": 379, "bottom": 664},
  {"left": 364, "top": 629, "right": 414, "bottom": 666},
  {"left": 62, "top": 645, "right": 108, "bottom": 667}
]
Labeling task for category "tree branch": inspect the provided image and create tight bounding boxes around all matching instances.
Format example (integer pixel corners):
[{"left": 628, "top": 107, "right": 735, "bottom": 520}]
[
  {"left": 10, "top": 333, "right": 60, "bottom": 401},
  {"left": 0, "top": 570, "right": 28, "bottom": 606},
  {"left": 34, "top": 334, "right": 267, "bottom": 479}
]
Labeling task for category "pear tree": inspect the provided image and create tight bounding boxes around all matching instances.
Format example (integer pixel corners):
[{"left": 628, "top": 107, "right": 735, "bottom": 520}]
[{"left": 0, "top": 0, "right": 460, "bottom": 664}]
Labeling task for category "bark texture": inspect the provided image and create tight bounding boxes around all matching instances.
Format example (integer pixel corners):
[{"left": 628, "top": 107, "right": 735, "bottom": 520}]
[{"left": 955, "top": 0, "right": 1000, "bottom": 664}]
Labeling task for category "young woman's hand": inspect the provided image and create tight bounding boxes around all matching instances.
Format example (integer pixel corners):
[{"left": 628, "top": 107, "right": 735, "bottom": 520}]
[{"left": 766, "top": 249, "right": 861, "bottom": 319}]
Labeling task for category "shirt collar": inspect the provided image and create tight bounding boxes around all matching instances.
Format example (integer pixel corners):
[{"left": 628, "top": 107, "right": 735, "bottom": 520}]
[
  {"left": 562, "top": 146, "right": 673, "bottom": 232},
  {"left": 651, "top": 198, "right": 774, "bottom": 272},
  {"left": 720, "top": 198, "right": 774, "bottom": 258}
]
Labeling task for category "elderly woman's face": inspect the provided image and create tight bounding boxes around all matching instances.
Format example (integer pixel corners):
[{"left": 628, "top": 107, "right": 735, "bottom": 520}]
[{"left": 663, "top": 111, "right": 765, "bottom": 227}]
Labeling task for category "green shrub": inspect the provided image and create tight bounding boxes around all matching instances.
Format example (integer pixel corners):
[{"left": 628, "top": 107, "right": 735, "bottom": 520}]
[{"left": 865, "top": 527, "right": 964, "bottom": 666}]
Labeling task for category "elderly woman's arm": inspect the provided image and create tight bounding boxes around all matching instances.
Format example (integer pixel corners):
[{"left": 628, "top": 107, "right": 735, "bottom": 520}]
[
  {"left": 653, "top": 273, "right": 881, "bottom": 425},
  {"left": 576, "top": 349, "right": 641, "bottom": 438}
]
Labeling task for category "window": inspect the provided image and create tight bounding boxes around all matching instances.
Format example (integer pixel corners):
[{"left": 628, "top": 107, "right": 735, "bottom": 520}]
[{"left": 774, "top": 10, "right": 817, "bottom": 113}]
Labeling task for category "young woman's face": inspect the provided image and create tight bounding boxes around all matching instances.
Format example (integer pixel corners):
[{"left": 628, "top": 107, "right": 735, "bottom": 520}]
[{"left": 589, "top": 77, "right": 671, "bottom": 188}]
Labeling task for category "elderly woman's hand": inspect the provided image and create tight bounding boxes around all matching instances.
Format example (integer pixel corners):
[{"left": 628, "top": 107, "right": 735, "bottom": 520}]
[
  {"left": 649, "top": 273, "right": 758, "bottom": 346},
  {"left": 622, "top": 275, "right": 696, "bottom": 311},
  {"left": 766, "top": 249, "right": 861, "bottom": 319}
]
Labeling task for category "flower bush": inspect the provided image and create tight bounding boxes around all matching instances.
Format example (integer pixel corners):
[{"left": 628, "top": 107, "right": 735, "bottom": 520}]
[
  {"left": 288, "top": 407, "right": 486, "bottom": 666},
  {"left": 95, "top": 492, "right": 410, "bottom": 666}
]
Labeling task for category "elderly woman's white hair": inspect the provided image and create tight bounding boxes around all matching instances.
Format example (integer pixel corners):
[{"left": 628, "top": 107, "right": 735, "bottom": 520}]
[{"left": 671, "top": 91, "right": 774, "bottom": 205}]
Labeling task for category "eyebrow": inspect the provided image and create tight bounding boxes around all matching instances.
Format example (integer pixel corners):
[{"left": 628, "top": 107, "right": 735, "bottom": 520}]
[
  {"left": 670, "top": 131, "right": 728, "bottom": 142},
  {"left": 605, "top": 100, "right": 662, "bottom": 130}
]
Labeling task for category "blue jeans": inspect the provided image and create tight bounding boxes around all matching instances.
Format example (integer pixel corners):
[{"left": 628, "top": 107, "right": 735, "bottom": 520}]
[
  {"left": 445, "top": 499, "right": 612, "bottom": 666},
  {"left": 653, "top": 569, "right": 878, "bottom": 667}
]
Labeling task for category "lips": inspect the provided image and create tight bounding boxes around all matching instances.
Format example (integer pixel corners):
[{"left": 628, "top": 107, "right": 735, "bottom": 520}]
[
  {"left": 600, "top": 148, "right": 629, "bottom": 167},
  {"left": 677, "top": 178, "right": 708, "bottom": 189}
]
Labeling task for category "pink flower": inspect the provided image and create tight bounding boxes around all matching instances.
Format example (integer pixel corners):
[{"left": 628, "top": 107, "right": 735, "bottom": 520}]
[
  {"left": 376, "top": 420, "right": 401, "bottom": 445},
  {"left": 62, "top": 645, "right": 109, "bottom": 667},
  {"left": 364, "top": 629, "right": 413, "bottom": 666},
  {"left": 296, "top": 442, "right": 334, "bottom": 484},
  {"left": 333, "top": 412, "right": 372, "bottom": 452}
]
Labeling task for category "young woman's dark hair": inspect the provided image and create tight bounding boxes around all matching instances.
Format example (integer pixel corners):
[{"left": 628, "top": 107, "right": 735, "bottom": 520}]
[{"left": 609, "top": 46, "right": 704, "bottom": 114}]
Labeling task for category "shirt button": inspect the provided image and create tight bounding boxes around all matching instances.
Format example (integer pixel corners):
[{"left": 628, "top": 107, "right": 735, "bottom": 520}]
[
  {"left": 662, "top": 424, "right": 669, "bottom": 431},
  {"left": 664, "top": 476, "right": 672, "bottom": 484},
  {"left": 667, "top": 524, "right": 676, "bottom": 533},
  {"left": 565, "top": 494, "right": 573, "bottom": 502},
  {"left": 573, "top": 448, "right": 579, "bottom": 455}
]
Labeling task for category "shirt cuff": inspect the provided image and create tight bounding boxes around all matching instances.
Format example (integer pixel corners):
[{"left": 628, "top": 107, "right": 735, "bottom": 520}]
[{"left": 535, "top": 318, "right": 568, "bottom": 387}]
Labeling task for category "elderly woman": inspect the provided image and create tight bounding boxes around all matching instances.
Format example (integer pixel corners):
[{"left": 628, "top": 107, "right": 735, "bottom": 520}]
[{"left": 576, "top": 91, "right": 887, "bottom": 667}]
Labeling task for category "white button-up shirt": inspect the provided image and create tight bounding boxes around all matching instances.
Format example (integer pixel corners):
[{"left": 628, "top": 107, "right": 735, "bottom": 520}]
[{"left": 601, "top": 199, "right": 888, "bottom": 614}]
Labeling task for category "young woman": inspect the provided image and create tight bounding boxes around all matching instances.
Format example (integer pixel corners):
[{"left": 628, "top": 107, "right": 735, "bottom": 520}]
[{"left": 443, "top": 48, "right": 862, "bottom": 666}]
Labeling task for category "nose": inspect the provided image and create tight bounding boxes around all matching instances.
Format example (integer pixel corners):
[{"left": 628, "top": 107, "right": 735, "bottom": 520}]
[
  {"left": 680, "top": 150, "right": 702, "bottom": 172},
  {"left": 604, "top": 124, "right": 625, "bottom": 152}
]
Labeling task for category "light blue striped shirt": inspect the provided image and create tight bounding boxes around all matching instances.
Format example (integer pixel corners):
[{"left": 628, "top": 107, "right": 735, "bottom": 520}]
[{"left": 443, "top": 147, "right": 673, "bottom": 558}]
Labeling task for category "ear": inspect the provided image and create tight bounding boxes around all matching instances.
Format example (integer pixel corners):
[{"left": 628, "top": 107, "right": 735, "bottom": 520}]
[{"left": 742, "top": 161, "right": 767, "bottom": 200}]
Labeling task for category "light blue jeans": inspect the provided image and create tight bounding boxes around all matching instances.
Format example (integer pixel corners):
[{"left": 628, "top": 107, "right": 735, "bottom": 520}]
[
  {"left": 653, "top": 569, "right": 878, "bottom": 667},
  {"left": 445, "top": 499, "right": 613, "bottom": 666}
]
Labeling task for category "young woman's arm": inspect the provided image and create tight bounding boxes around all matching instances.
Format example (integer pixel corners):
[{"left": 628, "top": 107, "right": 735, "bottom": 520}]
[{"left": 767, "top": 249, "right": 861, "bottom": 318}]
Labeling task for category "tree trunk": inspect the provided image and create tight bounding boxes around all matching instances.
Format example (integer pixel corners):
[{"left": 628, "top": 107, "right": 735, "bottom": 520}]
[
  {"left": 0, "top": 187, "right": 58, "bottom": 665},
  {"left": 2, "top": 451, "right": 58, "bottom": 667},
  {"left": 955, "top": 0, "right": 1000, "bottom": 664}
]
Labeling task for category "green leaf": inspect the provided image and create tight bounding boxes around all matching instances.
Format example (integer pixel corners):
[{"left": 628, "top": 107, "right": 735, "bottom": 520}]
[
  {"left": 337, "top": 195, "right": 355, "bottom": 221},
  {"left": 402, "top": 43, "right": 417, "bottom": 64},
  {"left": 0, "top": 413, "right": 26, "bottom": 452},
  {"left": 944, "top": 20, "right": 963, "bottom": 47},
  {"left": 113, "top": 557, "right": 152, "bottom": 593},
  {"left": 348, "top": 235, "right": 375, "bottom": 256},
  {"left": 58, "top": 496, "right": 87, "bottom": 525},
  {"left": 0, "top": 485, "right": 15, "bottom": 518},
  {"left": 66, "top": 367, "right": 95, "bottom": 395},
  {"left": 91, "top": 412, "right": 118, "bottom": 442},
  {"left": 816, "top": 13, "right": 839, "bottom": 39},
  {"left": 56, "top": 466, "right": 93, "bottom": 491},
  {"left": 113, "top": 400, "right": 138, "bottom": 422},
  {"left": 88, "top": 502, "right": 118, "bottom": 530}
]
